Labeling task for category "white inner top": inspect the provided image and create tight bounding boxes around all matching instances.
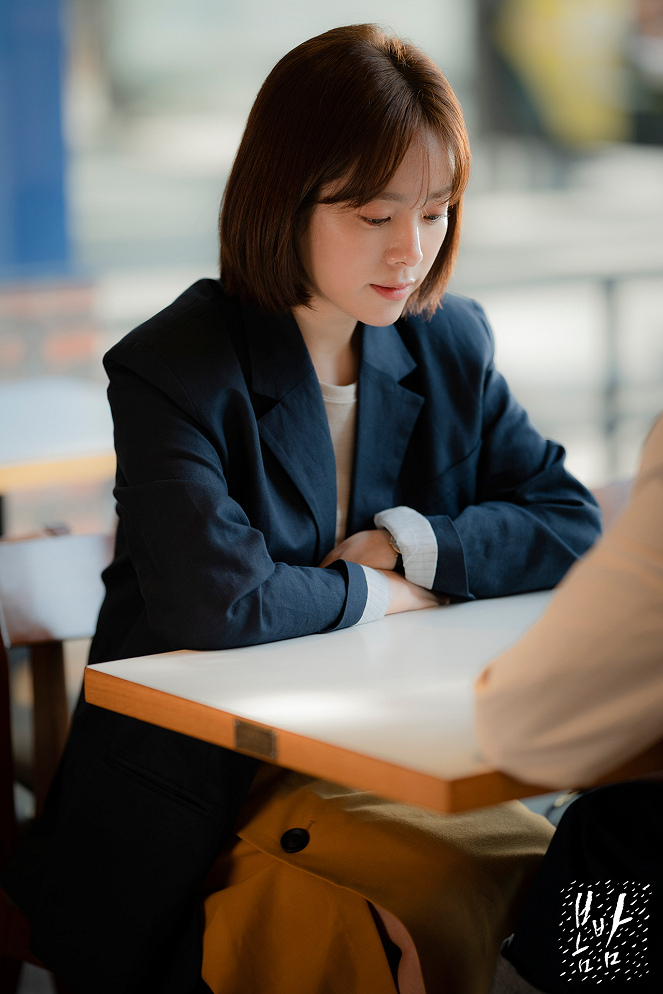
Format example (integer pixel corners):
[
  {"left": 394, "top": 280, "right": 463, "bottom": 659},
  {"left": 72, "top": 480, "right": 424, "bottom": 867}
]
[{"left": 319, "top": 380, "right": 357, "bottom": 544}]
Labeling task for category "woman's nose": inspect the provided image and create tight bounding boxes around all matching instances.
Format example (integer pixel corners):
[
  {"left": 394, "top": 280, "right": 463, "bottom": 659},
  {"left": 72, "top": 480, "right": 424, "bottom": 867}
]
[{"left": 385, "top": 222, "right": 424, "bottom": 268}]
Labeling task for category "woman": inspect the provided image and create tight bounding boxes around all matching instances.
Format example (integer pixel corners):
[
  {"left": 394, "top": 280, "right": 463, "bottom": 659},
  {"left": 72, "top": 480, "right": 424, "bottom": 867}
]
[{"left": 2, "top": 24, "right": 600, "bottom": 994}]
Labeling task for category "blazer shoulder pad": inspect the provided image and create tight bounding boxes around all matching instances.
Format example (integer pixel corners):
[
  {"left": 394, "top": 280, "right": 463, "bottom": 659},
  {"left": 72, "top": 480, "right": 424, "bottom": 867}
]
[{"left": 104, "top": 279, "right": 233, "bottom": 368}]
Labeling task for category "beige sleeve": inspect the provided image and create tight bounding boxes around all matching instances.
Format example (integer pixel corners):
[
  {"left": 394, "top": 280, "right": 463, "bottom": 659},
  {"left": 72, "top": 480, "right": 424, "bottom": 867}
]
[{"left": 474, "top": 415, "right": 663, "bottom": 789}]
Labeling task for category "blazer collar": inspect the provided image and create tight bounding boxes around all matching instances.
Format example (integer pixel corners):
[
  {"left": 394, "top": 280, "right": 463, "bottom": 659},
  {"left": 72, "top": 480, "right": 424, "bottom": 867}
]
[
  {"left": 360, "top": 320, "right": 418, "bottom": 382},
  {"left": 346, "top": 321, "right": 424, "bottom": 534},
  {"left": 240, "top": 303, "right": 418, "bottom": 394},
  {"left": 241, "top": 300, "right": 313, "bottom": 400},
  {"left": 241, "top": 301, "right": 423, "bottom": 555},
  {"left": 241, "top": 300, "right": 337, "bottom": 558}
]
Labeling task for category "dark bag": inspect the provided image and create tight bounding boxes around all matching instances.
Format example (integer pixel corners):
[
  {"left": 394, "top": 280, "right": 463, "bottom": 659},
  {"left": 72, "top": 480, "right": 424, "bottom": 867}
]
[{"left": 503, "top": 781, "right": 663, "bottom": 993}]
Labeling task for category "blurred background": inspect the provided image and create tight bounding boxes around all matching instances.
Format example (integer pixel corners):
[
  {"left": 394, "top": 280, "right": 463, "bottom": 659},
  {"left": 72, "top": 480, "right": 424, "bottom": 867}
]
[
  {"left": 1, "top": 4, "right": 662, "bottom": 987},
  {"left": 2, "top": 0, "right": 663, "bottom": 530}
]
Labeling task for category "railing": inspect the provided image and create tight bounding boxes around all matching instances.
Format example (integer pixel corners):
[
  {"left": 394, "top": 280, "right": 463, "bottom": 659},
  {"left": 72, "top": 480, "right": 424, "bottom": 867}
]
[{"left": 454, "top": 268, "right": 663, "bottom": 477}]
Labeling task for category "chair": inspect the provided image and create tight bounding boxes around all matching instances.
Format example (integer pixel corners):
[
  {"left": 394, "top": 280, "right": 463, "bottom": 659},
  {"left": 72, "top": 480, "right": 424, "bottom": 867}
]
[
  {"left": 0, "top": 532, "right": 113, "bottom": 994},
  {"left": 591, "top": 479, "right": 632, "bottom": 532}
]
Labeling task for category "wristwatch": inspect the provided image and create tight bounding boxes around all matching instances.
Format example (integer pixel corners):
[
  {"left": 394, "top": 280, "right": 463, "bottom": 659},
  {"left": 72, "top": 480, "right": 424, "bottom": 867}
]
[{"left": 387, "top": 533, "right": 405, "bottom": 576}]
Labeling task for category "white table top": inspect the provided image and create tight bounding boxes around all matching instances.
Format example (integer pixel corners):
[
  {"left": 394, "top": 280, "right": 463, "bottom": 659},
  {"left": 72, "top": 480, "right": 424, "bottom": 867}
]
[{"left": 90, "top": 590, "right": 553, "bottom": 783}]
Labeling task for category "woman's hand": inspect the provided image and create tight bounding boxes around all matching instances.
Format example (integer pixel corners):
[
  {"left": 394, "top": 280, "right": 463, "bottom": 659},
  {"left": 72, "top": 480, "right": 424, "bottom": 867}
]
[
  {"left": 319, "top": 529, "right": 449, "bottom": 614},
  {"left": 319, "top": 529, "right": 397, "bottom": 569},
  {"left": 381, "top": 571, "right": 447, "bottom": 614}
]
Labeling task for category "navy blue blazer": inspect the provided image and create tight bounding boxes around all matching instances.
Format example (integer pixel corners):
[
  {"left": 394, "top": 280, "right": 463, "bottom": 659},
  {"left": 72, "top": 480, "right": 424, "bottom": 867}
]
[
  {"left": 91, "top": 278, "right": 600, "bottom": 663},
  {"left": 2, "top": 280, "right": 601, "bottom": 994}
]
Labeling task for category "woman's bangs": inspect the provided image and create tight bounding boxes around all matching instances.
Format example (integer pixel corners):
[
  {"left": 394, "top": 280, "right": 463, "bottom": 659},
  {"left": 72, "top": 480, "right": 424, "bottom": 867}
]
[
  {"left": 317, "top": 102, "right": 423, "bottom": 209},
  {"left": 318, "top": 120, "right": 468, "bottom": 213}
]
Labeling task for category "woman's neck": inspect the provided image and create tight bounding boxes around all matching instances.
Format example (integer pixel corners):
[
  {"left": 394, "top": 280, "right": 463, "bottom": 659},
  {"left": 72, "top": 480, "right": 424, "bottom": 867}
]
[{"left": 292, "top": 301, "right": 358, "bottom": 386}]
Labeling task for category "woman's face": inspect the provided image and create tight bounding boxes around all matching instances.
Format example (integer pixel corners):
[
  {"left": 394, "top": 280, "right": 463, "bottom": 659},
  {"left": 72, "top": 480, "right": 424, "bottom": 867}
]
[{"left": 300, "top": 134, "right": 453, "bottom": 329}]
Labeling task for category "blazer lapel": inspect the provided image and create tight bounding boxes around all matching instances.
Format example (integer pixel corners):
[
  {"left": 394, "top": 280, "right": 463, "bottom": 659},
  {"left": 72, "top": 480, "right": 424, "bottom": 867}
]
[
  {"left": 241, "top": 301, "right": 337, "bottom": 556},
  {"left": 347, "top": 323, "right": 424, "bottom": 534}
]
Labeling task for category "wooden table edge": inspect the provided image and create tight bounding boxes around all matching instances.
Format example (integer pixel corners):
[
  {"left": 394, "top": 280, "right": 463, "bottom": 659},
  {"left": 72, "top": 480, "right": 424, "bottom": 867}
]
[
  {"left": 84, "top": 667, "right": 549, "bottom": 813},
  {"left": 84, "top": 668, "right": 663, "bottom": 813}
]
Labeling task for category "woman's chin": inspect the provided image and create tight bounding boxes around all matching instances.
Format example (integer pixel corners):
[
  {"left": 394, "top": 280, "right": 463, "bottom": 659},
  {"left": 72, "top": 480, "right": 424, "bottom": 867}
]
[{"left": 354, "top": 297, "right": 409, "bottom": 328}]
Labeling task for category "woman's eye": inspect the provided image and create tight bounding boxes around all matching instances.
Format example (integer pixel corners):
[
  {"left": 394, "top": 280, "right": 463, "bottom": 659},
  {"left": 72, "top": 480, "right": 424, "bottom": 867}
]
[{"left": 359, "top": 211, "right": 448, "bottom": 225}]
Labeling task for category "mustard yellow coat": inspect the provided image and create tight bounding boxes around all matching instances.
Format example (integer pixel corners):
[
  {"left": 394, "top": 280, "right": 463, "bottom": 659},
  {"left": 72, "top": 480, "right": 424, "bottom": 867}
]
[{"left": 201, "top": 764, "right": 554, "bottom": 994}]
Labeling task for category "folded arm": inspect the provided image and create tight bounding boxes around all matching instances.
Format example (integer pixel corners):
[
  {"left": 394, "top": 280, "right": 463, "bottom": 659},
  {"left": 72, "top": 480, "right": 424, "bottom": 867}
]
[
  {"left": 107, "top": 356, "right": 368, "bottom": 650},
  {"left": 322, "top": 364, "right": 601, "bottom": 600}
]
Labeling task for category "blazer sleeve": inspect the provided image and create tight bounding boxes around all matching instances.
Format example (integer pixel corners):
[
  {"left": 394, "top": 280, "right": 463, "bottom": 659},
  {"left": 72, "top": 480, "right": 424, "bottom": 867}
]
[
  {"left": 426, "top": 303, "right": 602, "bottom": 599},
  {"left": 474, "top": 414, "right": 663, "bottom": 787},
  {"left": 106, "top": 350, "right": 367, "bottom": 650}
]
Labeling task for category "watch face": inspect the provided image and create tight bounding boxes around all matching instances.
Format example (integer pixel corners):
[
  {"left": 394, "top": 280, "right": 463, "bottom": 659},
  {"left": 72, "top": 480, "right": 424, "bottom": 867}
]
[{"left": 389, "top": 535, "right": 401, "bottom": 556}]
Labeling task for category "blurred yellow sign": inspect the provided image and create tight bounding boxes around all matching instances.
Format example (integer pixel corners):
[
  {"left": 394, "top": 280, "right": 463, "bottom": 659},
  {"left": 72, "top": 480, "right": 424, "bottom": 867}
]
[{"left": 494, "top": 0, "right": 631, "bottom": 144}]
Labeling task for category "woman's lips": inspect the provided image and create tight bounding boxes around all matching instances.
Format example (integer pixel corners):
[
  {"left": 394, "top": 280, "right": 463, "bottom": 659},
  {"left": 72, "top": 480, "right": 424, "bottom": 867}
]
[{"left": 370, "top": 283, "right": 414, "bottom": 301}]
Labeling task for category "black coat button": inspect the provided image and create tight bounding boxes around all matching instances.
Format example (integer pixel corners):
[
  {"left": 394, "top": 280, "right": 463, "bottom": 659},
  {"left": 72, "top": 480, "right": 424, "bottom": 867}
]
[{"left": 280, "top": 828, "right": 310, "bottom": 853}]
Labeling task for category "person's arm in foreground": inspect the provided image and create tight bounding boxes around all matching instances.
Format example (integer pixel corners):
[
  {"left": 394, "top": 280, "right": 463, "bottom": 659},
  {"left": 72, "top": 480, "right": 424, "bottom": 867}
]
[{"left": 475, "top": 414, "right": 663, "bottom": 788}]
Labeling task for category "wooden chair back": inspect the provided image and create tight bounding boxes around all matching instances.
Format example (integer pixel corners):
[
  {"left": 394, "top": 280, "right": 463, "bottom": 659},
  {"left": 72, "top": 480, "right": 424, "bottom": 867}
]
[
  {"left": 0, "top": 533, "right": 112, "bottom": 994},
  {"left": 0, "top": 533, "right": 113, "bottom": 824},
  {"left": 0, "top": 533, "right": 112, "bottom": 646}
]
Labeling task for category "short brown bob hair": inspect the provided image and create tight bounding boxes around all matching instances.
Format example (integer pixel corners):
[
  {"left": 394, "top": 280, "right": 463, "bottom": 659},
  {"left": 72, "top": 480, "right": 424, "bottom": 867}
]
[{"left": 220, "top": 24, "right": 470, "bottom": 318}]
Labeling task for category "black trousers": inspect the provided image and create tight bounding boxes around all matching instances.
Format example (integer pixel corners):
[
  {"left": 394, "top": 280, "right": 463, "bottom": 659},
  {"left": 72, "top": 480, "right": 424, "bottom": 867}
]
[{"left": 503, "top": 781, "right": 663, "bottom": 992}]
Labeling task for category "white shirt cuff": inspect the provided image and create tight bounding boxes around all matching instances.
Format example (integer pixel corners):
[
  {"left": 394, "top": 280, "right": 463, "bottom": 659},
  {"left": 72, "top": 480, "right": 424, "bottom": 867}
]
[
  {"left": 374, "top": 506, "right": 438, "bottom": 590},
  {"left": 356, "top": 565, "right": 392, "bottom": 625}
]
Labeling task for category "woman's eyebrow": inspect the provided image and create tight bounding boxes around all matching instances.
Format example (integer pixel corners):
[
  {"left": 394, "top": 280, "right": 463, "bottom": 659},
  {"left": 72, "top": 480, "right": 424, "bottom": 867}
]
[
  {"left": 373, "top": 186, "right": 453, "bottom": 204},
  {"left": 427, "top": 187, "right": 453, "bottom": 201}
]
